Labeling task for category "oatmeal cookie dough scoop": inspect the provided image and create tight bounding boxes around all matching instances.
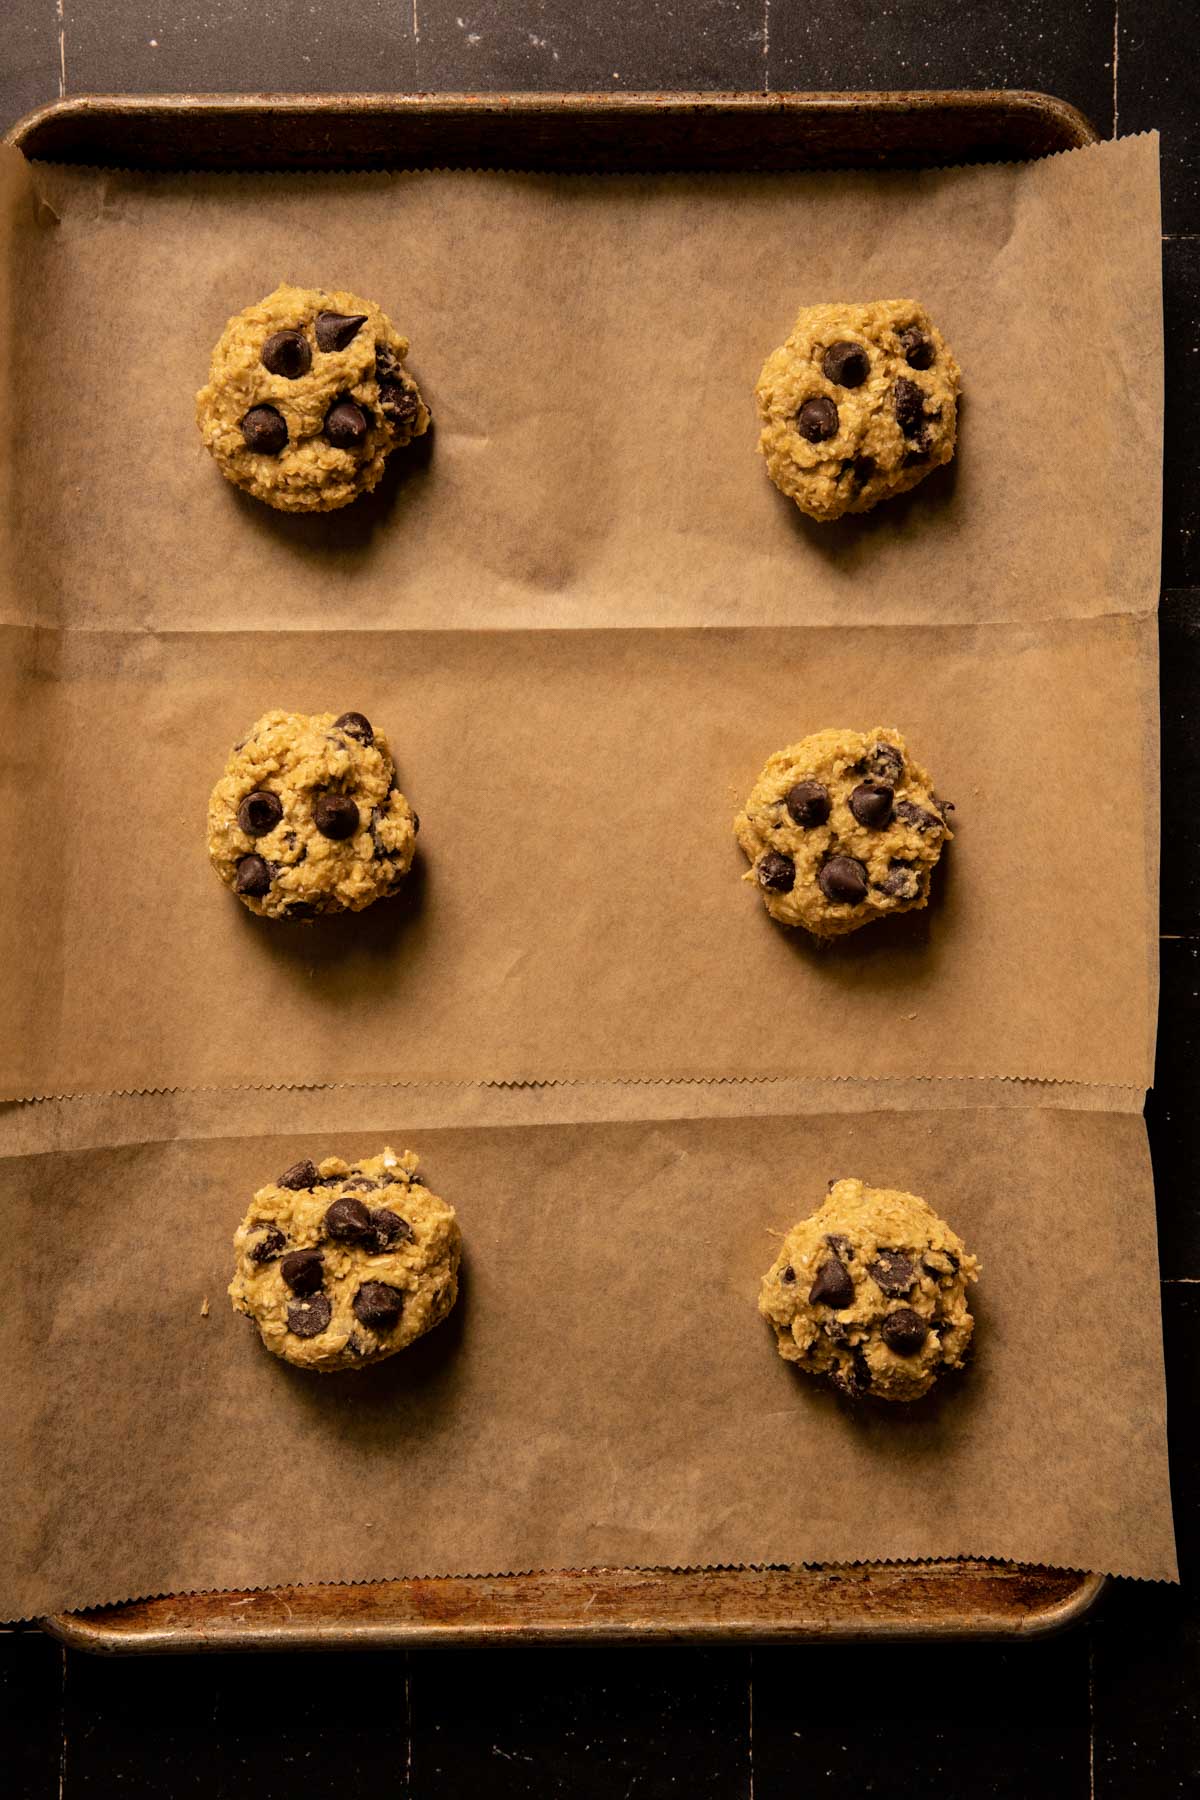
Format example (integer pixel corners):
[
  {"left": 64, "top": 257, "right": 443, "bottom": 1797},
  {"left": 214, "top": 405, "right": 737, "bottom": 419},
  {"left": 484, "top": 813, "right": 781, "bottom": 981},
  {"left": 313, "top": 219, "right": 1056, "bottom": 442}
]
[
  {"left": 230, "top": 1147, "right": 461, "bottom": 1372},
  {"left": 196, "top": 282, "right": 429, "bottom": 512},
  {"left": 207, "top": 707, "right": 418, "bottom": 921},
  {"left": 734, "top": 726, "right": 952, "bottom": 938},
  {"left": 761, "top": 1178, "right": 980, "bottom": 1403},
  {"left": 756, "top": 299, "right": 960, "bottom": 521}
]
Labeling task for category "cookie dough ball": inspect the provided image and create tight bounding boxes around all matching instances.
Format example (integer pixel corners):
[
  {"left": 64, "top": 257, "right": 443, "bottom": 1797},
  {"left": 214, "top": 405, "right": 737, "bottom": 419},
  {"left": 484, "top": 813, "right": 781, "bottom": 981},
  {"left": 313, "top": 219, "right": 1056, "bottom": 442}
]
[
  {"left": 207, "top": 708, "right": 417, "bottom": 921},
  {"left": 230, "top": 1146, "right": 461, "bottom": 1372},
  {"left": 196, "top": 283, "right": 430, "bottom": 512},
  {"left": 734, "top": 727, "right": 952, "bottom": 938},
  {"left": 756, "top": 300, "right": 960, "bottom": 521},
  {"left": 760, "top": 1178, "right": 979, "bottom": 1403}
]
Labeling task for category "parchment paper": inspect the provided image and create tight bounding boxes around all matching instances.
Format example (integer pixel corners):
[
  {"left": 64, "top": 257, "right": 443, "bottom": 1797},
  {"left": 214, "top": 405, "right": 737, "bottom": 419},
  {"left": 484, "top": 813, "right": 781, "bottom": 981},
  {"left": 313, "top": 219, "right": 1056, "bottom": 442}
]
[
  {"left": 0, "top": 613, "right": 1159, "bottom": 1098},
  {"left": 0, "top": 1087, "right": 1175, "bottom": 1620},
  {"left": 0, "top": 134, "right": 1174, "bottom": 1607}
]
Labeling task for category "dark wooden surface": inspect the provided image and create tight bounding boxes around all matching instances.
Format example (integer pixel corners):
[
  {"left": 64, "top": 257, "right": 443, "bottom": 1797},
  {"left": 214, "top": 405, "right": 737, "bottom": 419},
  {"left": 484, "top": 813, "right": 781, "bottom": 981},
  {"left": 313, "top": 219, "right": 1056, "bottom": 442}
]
[{"left": 2, "top": 2, "right": 1198, "bottom": 1794}]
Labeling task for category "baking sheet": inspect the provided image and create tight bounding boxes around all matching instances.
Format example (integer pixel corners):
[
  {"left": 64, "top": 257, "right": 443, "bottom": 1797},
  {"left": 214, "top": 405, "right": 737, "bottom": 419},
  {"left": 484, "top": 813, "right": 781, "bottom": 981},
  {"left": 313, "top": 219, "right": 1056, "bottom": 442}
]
[{"left": 0, "top": 1086, "right": 1175, "bottom": 1621}]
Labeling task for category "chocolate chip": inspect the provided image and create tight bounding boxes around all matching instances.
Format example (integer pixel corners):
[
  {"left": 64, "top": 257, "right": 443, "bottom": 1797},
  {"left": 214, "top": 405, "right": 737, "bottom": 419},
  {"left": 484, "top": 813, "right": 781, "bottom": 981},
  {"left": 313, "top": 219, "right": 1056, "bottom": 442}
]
[
  {"left": 315, "top": 310, "right": 368, "bottom": 353},
  {"left": 261, "top": 329, "right": 312, "bottom": 379},
  {"left": 866, "top": 742, "right": 905, "bottom": 785},
  {"left": 825, "top": 1233, "right": 854, "bottom": 1260},
  {"left": 325, "top": 1196, "right": 377, "bottom": 1244},
  {"left": 848, "top": 781, "right": 894, "bottom": 829},
  {"left": 248, "top": 1224, "right": 285, "bottom": 1263},
  {"left": 821, "top": 341, "right": 870, "bottom": 388},
  {"left": 757, "top": 851, "right": 795, "bottom": 893},
  {"left": 341, "top": 1177, "right": 380, "bottom": 1193},
  {"left": 278, "top": 1160, "right": 320, "bottom": 1190},
  {"left": 370, "top": 1208, "right": 414, "bottom": 1250},
  {"left": 881, "top": 1308, "right": 928, "bottom": 1355},
  {"left": 287, "top": 1294, "right": 332, "bottom": 1338},
  {"left": 808, "top": 1256, "right": 854, "bottom": 1309},
  {"left": 868, "top": 1250, "right": 916, "bottom": 1297},
  {"left": 313, "top": 792, "right": 360, "bottom": 840},
  {"left": 923, "top": 1249, "right": 960, "bottom": 1277},
  {"left": 904, "top": 450, "right": 930, "bottom": 466},
  {"left": 352, "top": 1281, "right": 405, "bottom": 1330},
  {"left": 240, "top": 405, "right": 288, "bottom": 455},
  {"left": 833, "top": 1348, "right": 872, "bottom": 1397},
  {"left": 280, "top": 1249, "right": 324, "bottom": 1296},
  {"left": 234, "top": 855, "right": 272, "bottom": 897},
  {"left": 380, "top": 380, "right": 420, "bottom": 430},
  {"left": 325, "top": 399, "right": 369, "bottom": 450},
  {"left": 894, "top": 377, "right": 932, "bottom": 442},
  {"left": 408, "top": 1172, "right": 426, "bottom": 1186},
  {"left": 285, "top": 902, "right": 319, "bottom": 920},
  {"left": 897, "top": 325, "right": 934, "bottom": 370},
  {"left": 785, "top": 780, "right": 831, "bottom": 828},
  {"left": 781, "top": 1264, "right": 796, "bottom": 1284},
  {"left": 411, "top": 812, "right": 420, "bottom": 835},
  {"left": 878, "top": 863, "right": 919, "bottom": 900},
  {"left": 237, "top": 789, "right": 283, "bottom": 837},
  {"left": 895, "top": 800, "right": 944, "bottom": 835},
  {"left": 852, "top": 456, "right": 876, "bottom": 487},
  {"left": 817, "top": 856, "right": 868, "bottom": 905},
  {"left": 334, "top": 711, "right": 374, "bottom": 745},
  {"left": 796, "top": 395, "right": 839, "bottom": 443}
]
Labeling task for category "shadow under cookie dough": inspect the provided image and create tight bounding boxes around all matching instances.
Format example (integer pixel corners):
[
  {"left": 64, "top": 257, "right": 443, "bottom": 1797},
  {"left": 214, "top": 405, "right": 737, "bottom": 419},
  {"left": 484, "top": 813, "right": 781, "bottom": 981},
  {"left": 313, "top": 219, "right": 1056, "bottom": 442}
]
[{"left": 226, "top": 420, "right": 435, "bottom": 558}]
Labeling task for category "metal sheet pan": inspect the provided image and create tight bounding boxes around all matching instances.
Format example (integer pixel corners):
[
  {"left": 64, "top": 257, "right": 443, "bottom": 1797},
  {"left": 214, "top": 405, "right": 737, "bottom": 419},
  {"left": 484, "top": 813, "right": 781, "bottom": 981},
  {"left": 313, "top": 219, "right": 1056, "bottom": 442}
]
[{"left": 9, "top": 87, "right": 1105, "bottom": 1649}]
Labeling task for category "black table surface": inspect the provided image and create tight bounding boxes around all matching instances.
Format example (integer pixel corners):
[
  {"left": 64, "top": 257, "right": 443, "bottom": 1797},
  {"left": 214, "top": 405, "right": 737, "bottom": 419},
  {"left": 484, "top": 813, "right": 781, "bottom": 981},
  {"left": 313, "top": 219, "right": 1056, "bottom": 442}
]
[{"left": 2, "top": 4, "right": 1197, "bottom": 1795}]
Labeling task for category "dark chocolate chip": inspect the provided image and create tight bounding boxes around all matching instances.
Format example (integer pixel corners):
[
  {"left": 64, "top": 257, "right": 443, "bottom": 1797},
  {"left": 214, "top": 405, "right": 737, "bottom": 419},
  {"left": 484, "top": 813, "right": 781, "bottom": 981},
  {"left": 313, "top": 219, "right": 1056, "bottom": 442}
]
[
  {"left": 237, "top": 789, "right": 283, "bottom": 837},
  {"left": 866, "top": 742, "right": 905, "bottom": 785},
  {"left": 825, "top": 1233, "right": 854, "bottom": 1260},
  {"left": 370, "top": 1207, "right": 413, "bottom": 1250},
  {"left": 868, "top": 1250, "right": 916, "bottom": 1297},
  {"left": 817, "top": 856, "right": 868, "bottom": 905},
  {"left": 324, "top": 1196, "right": 374, "bottom": 1242},
  {"left": 897, "top": 325, "right": 934, "bottom": 370},
  {"left": 894, "top": 377, "right": 931, "bottom": 442},
  {"left": 352, "top": 1281, "right": 405, "bottom": 1330},
  {"left": 833, "top": 1348, "right": 872, "bottom": 1396},
  {"left": 878, "top": 863, "right": 919, "bottom": 900},
  {"left": 808, "top": 1257, "right": 854, "bottom": 1309},
  {"left": 379, "top": 380, "right": 420, "bottom": 430},
  {"left": 261, "top": 329, "right": 312, "bottom": 380},
  {"left": 280, "top": 1249, "right": 324, "bottom": 1296},
  {"left": 882, "top": 1308, "right": 928, "bottom": 1355},
  {"left": 278, "top": 1160, "right": 320, "bottom": 1191},
  {"left": 248, "top": 1224, "right": 285, "bottom": 1263},
  {"left": 341, "top": 1177, "right": 380, "bottom": 1193},
  {"left": 325, "top": 399, "right": 369, "bottom": 450},
  {"left": 923, "top": 1249, "right": 960, "bottom": 1277},
  {"left": 796, "top": 395, "right": 839, "bottom": 443},
  {"left": 757, "top": 851, "right": 795, "bottom": 893},
  {"left": 852, "top": 456, "right": 876, "bottom": 486},
  {"left": 334, "top": 711, "right": 374, "bottom": 745},
  {"left": 785, "top": 780, "right": 831, "bottom": 828},
  {"left": 848, "top": 781, "right": 894, "bottom": 829},
  {"left": 821, "top": 341, "right": 870, "bottom": 388},
  {"left": 315, "top": 310, "right": 368, "bottom": 353},
  {"left": 781, "top": 1264, "right": 796, "bottom": 1285},
  {"left": 895, "top": 800, "right": 944, "bottom": 835},
  {"left": 240, "top": 405, "right": 288, "bottom": 455},
  {"left": 313, "top": 792, "right": 360, "bottom": 840},
  {"left": 408, "top": 1172, "right": 426, "bottom": 1186},
  {"left": 234, "top": 854, "right": 272, "bottom": 897},
  {"left": 287, "top": 1294, "right": 332, "bottom": 1338}
]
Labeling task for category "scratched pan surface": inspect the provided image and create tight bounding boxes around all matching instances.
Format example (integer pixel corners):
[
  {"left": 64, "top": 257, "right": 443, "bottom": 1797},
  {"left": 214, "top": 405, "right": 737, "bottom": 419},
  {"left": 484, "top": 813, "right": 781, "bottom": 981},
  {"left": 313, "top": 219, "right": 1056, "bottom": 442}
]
[{"left": 9, "top": 88, "right": 1106, "bottom": 1649}]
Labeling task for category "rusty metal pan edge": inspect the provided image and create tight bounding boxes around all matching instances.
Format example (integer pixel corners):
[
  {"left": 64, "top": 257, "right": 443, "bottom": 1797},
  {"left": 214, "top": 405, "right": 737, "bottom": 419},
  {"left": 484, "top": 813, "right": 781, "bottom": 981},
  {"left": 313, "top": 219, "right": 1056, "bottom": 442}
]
[
  {"left": 41, "top": 1568, "right": 1109, "bottom": 1654},
  {"left": 21, "top": 88, "right": 1100, "bottom": 1651},
  {"left": 4, "top": 88, "right": 1099, "bottom": 174}
]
